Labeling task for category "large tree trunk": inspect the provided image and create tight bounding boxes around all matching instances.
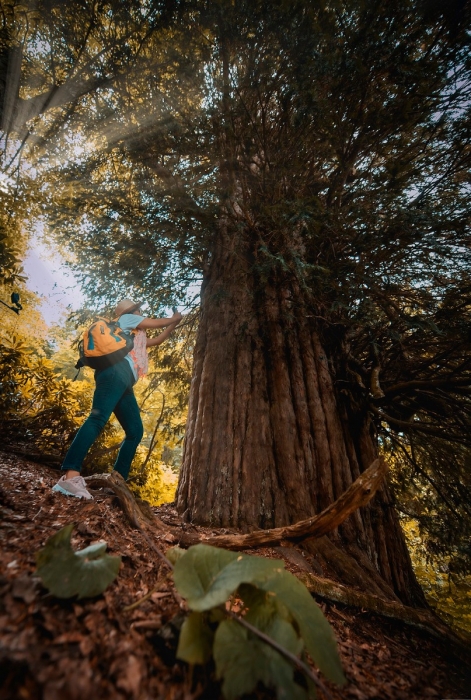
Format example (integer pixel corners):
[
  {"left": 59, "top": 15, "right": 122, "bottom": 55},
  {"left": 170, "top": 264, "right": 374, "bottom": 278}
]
[{"left": 176, "top": 228, "right": 425, "bottom": 606}]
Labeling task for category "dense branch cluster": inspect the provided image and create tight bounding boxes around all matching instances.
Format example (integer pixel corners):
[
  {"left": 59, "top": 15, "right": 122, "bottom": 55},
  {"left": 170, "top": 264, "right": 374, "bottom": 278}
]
[{"left": 1, "top": 0, "right": 470, "bottom": 570}]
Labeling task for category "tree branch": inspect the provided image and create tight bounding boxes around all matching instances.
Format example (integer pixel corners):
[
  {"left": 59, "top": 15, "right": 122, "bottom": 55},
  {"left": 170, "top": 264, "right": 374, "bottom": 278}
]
[
  {"left": 383, "top": 377, "right": 471, "bottom": 397},
  {"left": 179, "top": 458, "right": 387, "bottom": 550},
  {"left": 370, "top": 404, "right": 471, "bottom": 444},
  {"left": 87, "top": 459, "right": 387, "bottom": 551}
]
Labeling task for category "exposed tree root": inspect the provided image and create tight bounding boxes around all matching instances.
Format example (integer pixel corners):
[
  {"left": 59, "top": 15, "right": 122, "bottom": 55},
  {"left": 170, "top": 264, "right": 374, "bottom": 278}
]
[
  {"left": 297, "top": 571, "right": 471, "bottom": 659},
  {"left": 180, "top": 458, "right": 388, "bottom": 549},
  {"left": 300, "top": 537, "right": 402, "bottom": 603},
  {"left": 87, "top": 457, "right": 388, "bottom": 549},
  {"left": 85, "top": 464, "right": 471, "bottom": 660},
  {"left": 86, "top": 471, "right": 167, "bottom": 533}
]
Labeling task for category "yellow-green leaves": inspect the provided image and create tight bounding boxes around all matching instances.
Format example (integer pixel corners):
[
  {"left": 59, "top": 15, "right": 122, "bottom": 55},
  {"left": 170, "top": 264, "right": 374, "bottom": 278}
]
[
  {"left": 170, "top": 544, "right": 346, "bottom": 699},
  {"left": 177, "top": 611, "right": 215, "bottom": 665},
  {"left": 36, "top": 523, "right": 121, "bottom": 599}
]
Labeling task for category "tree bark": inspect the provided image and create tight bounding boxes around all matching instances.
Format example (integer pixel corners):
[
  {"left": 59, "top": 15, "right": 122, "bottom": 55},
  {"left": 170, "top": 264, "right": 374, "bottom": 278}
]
[
  {"left": 298, "top": 572, "right": 471, "bottom": 657},
  {"left": 87, "top": 458, "right": 387, "bottom": 550},
  {"left": 178, "top": 458, "right": 388, "bottom": 549},
  {"left": 176, "top": 228, "right": 426, "bottom": 606}
]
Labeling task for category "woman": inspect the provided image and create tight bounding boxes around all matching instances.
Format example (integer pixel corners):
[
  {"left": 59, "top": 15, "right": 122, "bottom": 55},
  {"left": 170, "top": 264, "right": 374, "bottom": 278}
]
[{"left": 53, "top": 299, "right": 182, "bottom": 499}]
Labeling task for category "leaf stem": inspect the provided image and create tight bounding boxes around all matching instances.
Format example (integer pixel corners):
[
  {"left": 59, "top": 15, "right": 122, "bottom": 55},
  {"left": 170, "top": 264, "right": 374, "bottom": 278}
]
[
  {"left": 225, "top": 609, "right": 334, "bottom": 700},
  {"left": 129, "top": 513, "right": 175, "bottom": 570}
]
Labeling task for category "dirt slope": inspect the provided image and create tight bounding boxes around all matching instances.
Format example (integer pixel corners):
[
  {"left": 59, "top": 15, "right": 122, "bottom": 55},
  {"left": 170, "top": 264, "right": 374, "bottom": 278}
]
[{"left": 0, "top": 451, "right": 469, "bottom": 700}]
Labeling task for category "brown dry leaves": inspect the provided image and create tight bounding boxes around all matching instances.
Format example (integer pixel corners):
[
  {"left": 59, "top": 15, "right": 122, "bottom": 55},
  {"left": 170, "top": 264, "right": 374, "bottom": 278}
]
[
  {"left": 0, "top": 453, "right": 188, "bottom": 700},
  {"left": 0, "top": 451, "right": 469, "bottom": 700}
]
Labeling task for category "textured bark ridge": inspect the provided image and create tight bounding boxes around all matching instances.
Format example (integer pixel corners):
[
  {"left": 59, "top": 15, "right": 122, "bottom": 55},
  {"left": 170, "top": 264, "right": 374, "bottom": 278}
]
[
  {"left": 178, "top": 458, "right": 388, "bottom": 549},
  {"left": 176, "top": 231, "right": 424, "bottom": 606},
  {"left": 87, "top": 459, "right": 387, "bottom": 551},
  {"left": 85, "top": 470, "right": 470, "bottom": 655}
]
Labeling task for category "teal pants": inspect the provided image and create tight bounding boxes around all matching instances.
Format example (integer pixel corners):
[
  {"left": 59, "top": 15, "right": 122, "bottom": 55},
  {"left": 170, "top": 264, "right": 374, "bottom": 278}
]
[{"left": 61, "top": 360, "right": 143, "bottom": 480}]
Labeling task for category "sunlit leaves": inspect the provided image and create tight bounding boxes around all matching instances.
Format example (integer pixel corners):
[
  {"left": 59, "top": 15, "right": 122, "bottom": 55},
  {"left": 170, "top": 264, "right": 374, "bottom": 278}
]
[{"left": 0, "top": 331, "right": 118, "bottom": 460}]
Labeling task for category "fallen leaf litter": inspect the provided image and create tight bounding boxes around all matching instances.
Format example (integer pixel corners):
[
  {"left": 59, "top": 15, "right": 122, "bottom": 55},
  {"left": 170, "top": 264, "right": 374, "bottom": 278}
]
[{"left": 0, "top": 451, "right": 469, "bottom": 700}]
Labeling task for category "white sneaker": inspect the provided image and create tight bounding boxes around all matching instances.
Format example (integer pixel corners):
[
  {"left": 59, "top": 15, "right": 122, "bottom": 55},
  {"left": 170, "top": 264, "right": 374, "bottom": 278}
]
[{"left": 52, "top": 475, "right": 93, "bottom": 500}]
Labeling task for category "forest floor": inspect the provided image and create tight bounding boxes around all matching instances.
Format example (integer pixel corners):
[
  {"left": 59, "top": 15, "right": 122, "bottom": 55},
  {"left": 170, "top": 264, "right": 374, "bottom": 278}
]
[{"left": 0, "top": 450, "right": 470, "bottom": 700}]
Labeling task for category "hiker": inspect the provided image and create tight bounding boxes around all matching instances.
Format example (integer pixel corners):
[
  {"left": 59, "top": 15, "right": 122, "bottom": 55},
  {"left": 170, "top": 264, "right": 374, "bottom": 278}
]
[{"left": 53, "top": 299, "right": 182, "bottom": 500}]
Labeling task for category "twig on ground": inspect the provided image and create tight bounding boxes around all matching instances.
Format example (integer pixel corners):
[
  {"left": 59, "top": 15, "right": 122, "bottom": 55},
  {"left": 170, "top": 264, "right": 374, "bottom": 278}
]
[
  {"left": 123, "top": 574, "right": 168, "bottom": 612},
  {"left": 136, "top": 524, "right": 174, "bottom": 570}
]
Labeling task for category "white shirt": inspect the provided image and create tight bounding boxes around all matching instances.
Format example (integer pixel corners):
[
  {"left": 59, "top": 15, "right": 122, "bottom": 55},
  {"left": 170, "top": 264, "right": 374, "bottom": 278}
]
[{"left": 117, "top": 314, "right": 148, "bottom": 382}]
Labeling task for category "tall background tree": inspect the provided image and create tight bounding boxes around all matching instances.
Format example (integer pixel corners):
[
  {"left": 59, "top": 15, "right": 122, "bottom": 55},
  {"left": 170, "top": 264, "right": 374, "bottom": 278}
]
[{"left": 4, "top": 0, "right": 471, "bottom": 608}]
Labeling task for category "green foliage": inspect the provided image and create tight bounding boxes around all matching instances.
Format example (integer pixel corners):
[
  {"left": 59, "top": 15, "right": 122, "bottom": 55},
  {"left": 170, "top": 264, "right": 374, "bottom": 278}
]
[
  {"left": 178, "top": 611, "right": 215, "bottom": 665},
  {"left": 36, "top": 523, "right": 121, "bottom": 599},
  {"left": 403, "top": 520, "right": 471, "bottom": 635},
  {"left": 214, "top": 618, "right": 305, "bottom": 700},
  {"left": 0, "top": 336, "right": 78, "bottom": 451},
  {"left": 385, "top": 435, "right": 471, "bottom": 580},
  {"left": 0, "top": 328, "right": 118, "bottom": 463},
  {"left": 172, "top": 545, "right": 282, "bottom": 611},
  {"left": 131, "top": 460, "right": 179, "bottom": 505},
  {"left": 3, "top": 0, "right": 471, "bottom": 628},
  {"left": 125, "top": 331, "right": 191, "bottom": 503},
  {"left": 0, "top": 219, "right": 24, "bottom": 285},
  {"left": 169, "top": 544, "right": 346, "bottom": 699}
]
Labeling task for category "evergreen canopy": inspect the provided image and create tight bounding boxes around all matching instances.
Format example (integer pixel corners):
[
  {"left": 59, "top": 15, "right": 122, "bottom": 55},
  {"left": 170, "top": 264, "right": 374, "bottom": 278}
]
[{"left": 3, "top": 0, "right": 471, "bottom": 570}]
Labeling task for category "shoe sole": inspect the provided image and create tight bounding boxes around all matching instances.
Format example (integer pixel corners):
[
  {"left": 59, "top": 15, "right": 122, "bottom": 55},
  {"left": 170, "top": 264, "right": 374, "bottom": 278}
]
[{"left": 52, "top": 484, "right": 92, "bottom": 500}]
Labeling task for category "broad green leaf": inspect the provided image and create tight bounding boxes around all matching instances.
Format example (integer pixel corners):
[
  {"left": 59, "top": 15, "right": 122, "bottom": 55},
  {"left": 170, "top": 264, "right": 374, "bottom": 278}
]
[
  {"left": 264, "top": 638, "right": 309, "bottom": 700},
  {"left": 247, "top": 606, "right": 303, "bottom": 659},
  {"left": 76, "top": 542, "right": 107, "bottom": 559},
  {"left": 214, "top": 620, "right": 271, "bottom": 699},
  {"left": 208, "top": 608, "right": 226, "bottom": 624},
  {"left": 36, "top": 523, "right": 121, "bottom": 599},
  {"left": 238, "top": 582, "right": 269, "bottom": 609},
  {"left": 173, "top": 544, "right": 238, "bottom": 607},
  {"left": 214, "top": 619, "right": 307, "bottom": 700},
  {"left": 166, "top": 546, "right": 187, "bottom": 564},
  {"left": 173, "top": 544, "right": 284, "bottom": 611},
  {"left": 259, "top": 570, "right": 346, "bottom": 686},
  {"left": 177, "top": 612, "right": 214, "bottom": 665},
  {"left": 245, "top": 601, "right": 307, "bottom": 699},
  {"left": 240, "top": 583, "right": 292, "bottom": 624}
]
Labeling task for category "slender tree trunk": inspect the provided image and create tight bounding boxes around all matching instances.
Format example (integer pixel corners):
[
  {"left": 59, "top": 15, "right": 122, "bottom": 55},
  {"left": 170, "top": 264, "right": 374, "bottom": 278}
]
[{"left": 176, "top": 227, "right": 425, "bottom": 606}]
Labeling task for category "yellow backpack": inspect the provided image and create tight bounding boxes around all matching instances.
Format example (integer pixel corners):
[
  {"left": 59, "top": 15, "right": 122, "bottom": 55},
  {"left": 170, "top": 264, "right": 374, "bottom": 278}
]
[{"left": 75, "top": 317, "right": 135, "bottom": 371}]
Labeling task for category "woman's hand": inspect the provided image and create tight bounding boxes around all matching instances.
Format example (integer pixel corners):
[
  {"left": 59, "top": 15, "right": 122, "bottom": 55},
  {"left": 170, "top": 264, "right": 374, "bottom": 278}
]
[
  {"left": 137, "top": 312, "right": 182, "bottom": 330},
  {"left": 146, "top": 313, "right": 183, "bottom": 348},
  {"left": 171, "top": 311, "right": 183, "bottom": 324}
]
